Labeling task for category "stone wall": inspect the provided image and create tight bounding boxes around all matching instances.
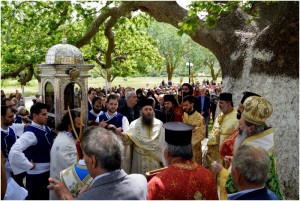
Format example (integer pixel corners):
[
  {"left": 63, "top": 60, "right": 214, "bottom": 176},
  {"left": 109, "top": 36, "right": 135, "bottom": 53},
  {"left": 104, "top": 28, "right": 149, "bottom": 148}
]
[{"left": 222, "top": 74, "right": 299, "bottom": 200}]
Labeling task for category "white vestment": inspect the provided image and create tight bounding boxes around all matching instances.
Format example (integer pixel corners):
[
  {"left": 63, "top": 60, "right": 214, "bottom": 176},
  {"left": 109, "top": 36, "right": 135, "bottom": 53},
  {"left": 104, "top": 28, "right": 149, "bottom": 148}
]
[
  {"left": 123, "top": 117, "right": 165, "bottom": 175},
  {"left": 49, "top": 131, "right": 77, "bottom": 200}
]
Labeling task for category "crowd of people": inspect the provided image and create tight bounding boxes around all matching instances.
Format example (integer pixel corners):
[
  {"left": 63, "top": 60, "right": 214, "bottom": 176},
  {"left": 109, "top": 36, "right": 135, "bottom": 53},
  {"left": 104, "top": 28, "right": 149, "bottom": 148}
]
[{"left": 1, "top": 79, "right": 283, "bottom": 200}]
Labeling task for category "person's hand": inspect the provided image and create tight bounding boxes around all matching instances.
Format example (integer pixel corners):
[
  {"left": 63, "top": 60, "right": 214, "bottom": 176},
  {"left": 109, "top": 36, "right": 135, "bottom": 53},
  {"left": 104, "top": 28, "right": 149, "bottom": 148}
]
[
  {"left": 224, "top": 156, "right": 233, "bottom": 169},
  {"left": 48, "top": 178, "right": 74, "bottom": 200},
  {"left": 106, "top": 124, "right": 116, "bottom": 131},
  {"left": 211, "top": 161, "right": 223, "bottom": 174},
  {"left": 114, "top": 127, "right": 123, "bottom": 135},
  {"left": 99, "top": 120, "right": 108, "bottom": 128},
  {"left": 30, "top": 160, "right": 35, "bottom": 170}
]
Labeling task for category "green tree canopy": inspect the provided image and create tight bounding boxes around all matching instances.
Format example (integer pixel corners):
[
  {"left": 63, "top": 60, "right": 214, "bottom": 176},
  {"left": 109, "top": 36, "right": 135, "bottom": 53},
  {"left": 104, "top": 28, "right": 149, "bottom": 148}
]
[
  {"left": 146, "top": 21, "right": 220, "bottom": 81},
  {"left": 82, "top": 14, "right": 163, "bottom": 82},
  {"left": 1, "top": 2, "right": 163, "bottom": 84}
]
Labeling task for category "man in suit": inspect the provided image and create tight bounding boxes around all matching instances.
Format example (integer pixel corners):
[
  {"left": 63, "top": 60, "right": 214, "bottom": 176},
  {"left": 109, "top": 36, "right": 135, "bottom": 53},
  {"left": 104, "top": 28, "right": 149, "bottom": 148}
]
[
  {"left": 87, "top": 88, "right": 97, "bottom": 111},
  {"left": 48, "top": 126, "right": 147, "bottom": 200},
  {"left": 118, "top": 90, "right": 140, "bottom": 124},
  {"left": 196, "top": 87, "right": 211, "bottom": 138},
  {"left": 228, "top": 144, "right": 279, "bottom": 200}
]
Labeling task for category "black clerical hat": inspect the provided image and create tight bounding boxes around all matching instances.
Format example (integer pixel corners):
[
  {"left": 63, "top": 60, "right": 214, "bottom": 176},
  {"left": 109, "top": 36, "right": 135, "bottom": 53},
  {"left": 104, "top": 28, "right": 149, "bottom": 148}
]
[
  {"left": 138, "top": 98, "right": 154, "bottom": 108},
  {"left": 219, "top": 92, "right": 232, "bottom": 102},
  {"left": 163, "top": 122, "right": 194, "bottom": 146},
  {"left": 163, "top": 95, "right": 176, "bottom": 104},
  {"left": 241, "top": 91, "right": 260, "bottom": 104}
]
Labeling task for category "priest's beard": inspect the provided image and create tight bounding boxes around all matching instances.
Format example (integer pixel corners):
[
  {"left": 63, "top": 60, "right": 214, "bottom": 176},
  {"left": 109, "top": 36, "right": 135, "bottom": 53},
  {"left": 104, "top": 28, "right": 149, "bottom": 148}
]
[
  {"left": 164, "top": 108, "right": 173, "bottom": 116},
  {"left": 183, "top": 91, "right": 192, "bottom": 97},
  {"left": 234, "top": 128, "right": 248, "bottom": 153},
  {"left": 141, "top": 112, "right": 154, "bottom": 128}
]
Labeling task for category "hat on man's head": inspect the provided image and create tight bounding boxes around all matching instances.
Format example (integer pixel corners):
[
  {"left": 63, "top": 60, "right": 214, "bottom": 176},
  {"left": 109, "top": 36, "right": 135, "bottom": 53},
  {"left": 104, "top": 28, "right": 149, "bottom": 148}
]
[
  {"left": 138, "top": 98, "right": 154, "bottom": 108},
  {"left": 219, "top": 92, "right": 232, "bottom": 102},
  {"left": 241, "top": 91, "right": 260, "bottom": 104},
  {"left": 136, "top": 88, "right": 143, "bottom": 94},
  {"left": 242, "top": 96, "right": 273, "bottom": 125},
  {"left": 163, "top": 122, "right": 194, "bottom": 146},
  {"left": 163, "top": 95, "right": 176, "bottom": 104}
]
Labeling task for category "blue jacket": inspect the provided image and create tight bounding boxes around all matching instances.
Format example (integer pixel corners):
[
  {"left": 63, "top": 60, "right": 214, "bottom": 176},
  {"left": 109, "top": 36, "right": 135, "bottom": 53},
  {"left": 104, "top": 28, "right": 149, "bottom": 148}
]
[
  {"left": 228, "top": 187, "right": 280, "bottom": 200},
  {"left": 196, "top": 95, "right": 211, "bottom": 118}
]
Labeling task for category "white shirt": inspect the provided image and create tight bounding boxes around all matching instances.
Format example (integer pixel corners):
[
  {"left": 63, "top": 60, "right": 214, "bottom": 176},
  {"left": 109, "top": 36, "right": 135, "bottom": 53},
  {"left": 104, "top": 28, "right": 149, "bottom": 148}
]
[
  {"left": 1, "top": 126, "right": 23, "bottom": 178},
  {"left": 50, "top": 131, "right": 77, "bottom": 181},
  {"left": 8, "top": 122, "right": 50, "bottom": 175},
  {"left": 9, "top": 123, "right": 25, "bottom": 137}
]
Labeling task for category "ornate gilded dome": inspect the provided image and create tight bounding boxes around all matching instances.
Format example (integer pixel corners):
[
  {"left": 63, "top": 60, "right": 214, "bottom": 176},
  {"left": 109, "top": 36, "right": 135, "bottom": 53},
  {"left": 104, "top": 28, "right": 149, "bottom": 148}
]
[{"left": 45, "top": 38, "right": 84, "bottom": 65}]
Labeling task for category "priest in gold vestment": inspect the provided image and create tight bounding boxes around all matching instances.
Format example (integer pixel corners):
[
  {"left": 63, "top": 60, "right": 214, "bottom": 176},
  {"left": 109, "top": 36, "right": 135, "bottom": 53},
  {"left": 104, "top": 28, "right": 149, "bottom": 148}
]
[
  {"left": 215, "top": 91, "right": 261, "bottom": 200},
  {"left": 182, "top": 95, "right": 205, "bottom": 165},
  {"left": 118, "top": 98, "right": 165, "bottom": 175},
  {"left": 212, "top": 95, "right": 283, "bottom": 200},
  {"left": 206, "top": 93, "right": 239, "bottom": 169}
]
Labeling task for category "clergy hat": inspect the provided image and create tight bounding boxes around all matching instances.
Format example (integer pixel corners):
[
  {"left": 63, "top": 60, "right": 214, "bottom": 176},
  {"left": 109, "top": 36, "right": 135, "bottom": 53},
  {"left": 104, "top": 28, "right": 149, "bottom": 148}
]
[
  {"left": 136, "top": 88, "right": 143, "bottom": 95},
  {"left": 182, "top": 83, "right": 194, "bottom": 93},
  {"left": 242, "top": 96, "right": 273, "bottom": 125},
  {"left": 163, "top": 122, "right": 194, "bottom": 146},
  {"left": 163, "top": 95, "right": 176, "bottom": 104},
  {"left": 219, "top": 92, "right": 232, "bottom": 102},
  {"left": 241, "top": 91, "right": 260, "bottom": 104},
  {"left": 138, "top": 98, "right": 154, "bottom": 108}
]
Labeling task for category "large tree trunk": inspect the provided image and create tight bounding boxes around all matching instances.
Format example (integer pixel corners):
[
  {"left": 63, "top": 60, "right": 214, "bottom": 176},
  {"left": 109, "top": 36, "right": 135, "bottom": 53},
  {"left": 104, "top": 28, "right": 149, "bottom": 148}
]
[
  {"left": 131, "top": 1, "right": 299, "bottom": 199},
  {"left": 166, "top": 62, "right": 175, "bottom": 82}
]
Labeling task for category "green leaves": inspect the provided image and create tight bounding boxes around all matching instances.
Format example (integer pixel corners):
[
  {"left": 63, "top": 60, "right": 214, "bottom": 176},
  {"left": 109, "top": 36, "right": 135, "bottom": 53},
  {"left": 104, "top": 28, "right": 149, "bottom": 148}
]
[
  {"left": 179, "top": 1, "right": 255, "bottom": 33},
  {"left": 82, "top": 12, "right": 163, "bottom": 81}
]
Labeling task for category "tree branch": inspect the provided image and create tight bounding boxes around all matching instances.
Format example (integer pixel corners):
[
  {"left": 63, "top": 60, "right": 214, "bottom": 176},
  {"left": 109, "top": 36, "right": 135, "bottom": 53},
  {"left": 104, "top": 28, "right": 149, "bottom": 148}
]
[
  {"left": 76, "top": 3, "right": 139, "bottom": 48},
  {"left": 1, "top": 64, "right": 27, "bottom": 79},
  {"left": 46, "top": 2, "right": 71, "bottom": 36}
]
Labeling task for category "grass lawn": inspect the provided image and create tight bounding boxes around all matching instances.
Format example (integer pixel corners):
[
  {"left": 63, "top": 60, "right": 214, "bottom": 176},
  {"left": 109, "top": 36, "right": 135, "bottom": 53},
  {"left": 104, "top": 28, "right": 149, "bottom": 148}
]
[{"left": 1, "top": 76, "right": 220, "bottom": 97}]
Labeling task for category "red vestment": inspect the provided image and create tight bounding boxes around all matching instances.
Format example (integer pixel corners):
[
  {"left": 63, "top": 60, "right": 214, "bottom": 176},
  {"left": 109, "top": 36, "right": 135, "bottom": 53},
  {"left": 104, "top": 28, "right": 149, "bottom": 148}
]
[
  {"left": 173, "top": 106, "right": 183, "bottom": 122},
  {"left": 219, "top": 128, "right": 239, "bottom": 158},
  {"left": 148, "top": 160, "right": 218, "bottom": 200}
]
